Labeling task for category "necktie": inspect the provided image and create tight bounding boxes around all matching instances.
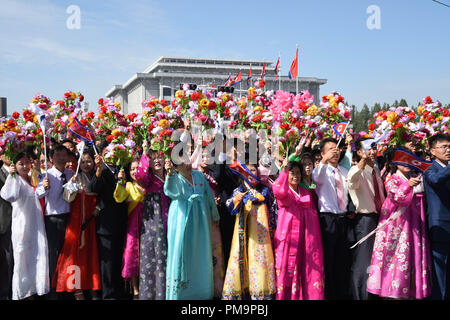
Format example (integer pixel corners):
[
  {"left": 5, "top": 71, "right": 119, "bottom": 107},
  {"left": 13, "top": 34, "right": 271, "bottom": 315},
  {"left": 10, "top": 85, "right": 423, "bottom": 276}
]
[
  {"left": 372, "top": 169, "right": 383, "bottom": 213},
  {"left": 334, "top": 167, "right": 346, "bottom": 212},
  {"left": 61, "top": 172, "right": 67, "bottom": 185}
]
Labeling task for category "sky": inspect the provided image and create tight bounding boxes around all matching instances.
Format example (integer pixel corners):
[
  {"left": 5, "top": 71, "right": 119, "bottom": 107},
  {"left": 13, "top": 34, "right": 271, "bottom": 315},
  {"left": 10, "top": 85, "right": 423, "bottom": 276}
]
[{"left": 1, "top": 0, "right": 450, "bottom": 114}]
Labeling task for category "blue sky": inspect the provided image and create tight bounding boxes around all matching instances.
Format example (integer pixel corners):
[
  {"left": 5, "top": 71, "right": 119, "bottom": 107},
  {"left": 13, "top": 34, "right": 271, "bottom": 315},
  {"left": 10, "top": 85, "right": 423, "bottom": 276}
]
[{"left": 1, "top": 0, "right": 449, "bottom": 113}]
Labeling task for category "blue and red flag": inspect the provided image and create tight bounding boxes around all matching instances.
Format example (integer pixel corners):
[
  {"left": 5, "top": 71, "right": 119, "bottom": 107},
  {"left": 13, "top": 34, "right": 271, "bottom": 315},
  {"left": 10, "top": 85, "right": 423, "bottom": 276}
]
[
  {"left": 229, "top": 159, "right": 261, "bottom": 187},
  {"left": 247, "top": 66, "right": 252, "bottom": 87},
  {"left": 275, "top": 56, "right": 280, "bottom": 80},
  {"left": 288, "top": 47, "right": 298, "bottom": 80},
  {"left": 392, "top": 147, "right": 433, "bottom": 173},
  {"left": 67, "top": 117, "right": 95, "bottom": 145},
  {"left": 332, "top": 121, "right": 350, "bottom": 138},
  {"left": 260, "top": 63, "right": 266, "bottom": 80},
  {"left": 231, "top": 71, "right": 242, "bottom": 86},
  {"left": 224, "top": 75, "right": 232, "bottom": 86}
]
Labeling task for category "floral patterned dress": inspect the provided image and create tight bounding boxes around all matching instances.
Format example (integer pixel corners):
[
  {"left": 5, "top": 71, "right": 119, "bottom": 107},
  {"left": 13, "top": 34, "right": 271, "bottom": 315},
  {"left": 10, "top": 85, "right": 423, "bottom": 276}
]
[
  {"left": 135, "top": 153, "right": 169, "bottom": 300},
  {"left": 222, "top": 183, "right": 276, "bottom": 300},
  {"left": 366, "top": 172, "right": 432, "bottom": 299}
]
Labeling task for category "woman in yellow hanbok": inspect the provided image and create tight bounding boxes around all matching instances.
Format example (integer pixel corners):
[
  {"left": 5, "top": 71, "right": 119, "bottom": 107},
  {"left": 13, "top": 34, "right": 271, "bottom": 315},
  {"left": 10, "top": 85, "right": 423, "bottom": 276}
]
[
  {"left": 114, "top": 160, "right": 145, "bottom": 299},
  {"left": 222, "top": 161, "right": 276, "bottom": 300}
]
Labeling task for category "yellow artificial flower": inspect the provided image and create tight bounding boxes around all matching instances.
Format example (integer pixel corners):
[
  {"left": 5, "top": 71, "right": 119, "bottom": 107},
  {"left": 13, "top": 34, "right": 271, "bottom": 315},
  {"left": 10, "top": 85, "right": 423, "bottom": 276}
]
[
  {"left": 386, "top": 112, "right": 398, "bottom": 124},
  {"left": 417, "top": 105, "right": 425, "bottom": 115},
  {"left": 175, "top": 90, "right": 184, "bottom": 98},
  {"left": 111, "top": 129, "right": 122, "bottom": 136},
  {"left": 163, "top": 106, "right": 171, "bottom": 113},
  {"left": 222, "top": 93, "right": 230, "bottom": 102},
  {"left": 329, "top": 97, "right": 338, "bottom": 108},
  {"left": 327, "top": 94, "right": 334, "bottom": 101},
  {"left": 238, "top": 100, "right": 247, "bottom": 109},
  {"left": 248, "top": 87, "right": 256, "bottom": 96},
  {"left": 307, "top": 105, "right": 319, "bottom": 116},
  {"left": 253, "top": 106, "right": 263, "bottom": 112},
  {"left": 158, "top": 119, "right": 169, "bottom": 129},
  {"left": 200, "top": 99, "right": 209, "bottom": 109},
  {"left": 114, "top": 101, "right": 121, "bottom": 111},
  {"left": 70, "top": 92, "right": 77, "bottom": 100},
  {"left": 436, "top": 116, "right": 443, "bottom": 122}
]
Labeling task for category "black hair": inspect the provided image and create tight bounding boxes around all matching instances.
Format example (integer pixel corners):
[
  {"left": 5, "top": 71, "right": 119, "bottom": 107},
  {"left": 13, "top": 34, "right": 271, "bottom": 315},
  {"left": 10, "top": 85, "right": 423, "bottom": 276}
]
[
  {"left": 61, "top": 139, "right": 75, "bottom": 147},
  {"left": 25, "top": 146, "right": 37, "bottom": 160},
  {"left": 13, "top": 152, "right": 28, "bottom": 165},
  {"left": 429, "top": 133, "right": 450, "bottom": 149},
  {"left": 300, "top": 152, "right": 313, "bottom": 163},
  {"left": 319, "top": 138, "right": 338, "bottom": 153},
  {"left": 39, "top": 148, "right": 52, "bottom": 161},
  {"left": 50, "top": 144, "right": 69, "bottom": 158},
  {"left": 288, "top": 161, "right": 303, "bottom": 174},
  {"left": 381, "top": 147, "right": 397, "bottom": 180},
  {"left": 353, "top": 138, "right": 370, "bottom": 162},
  {"left": 98, "top": 140, "right": 109, "bottom": 154}
]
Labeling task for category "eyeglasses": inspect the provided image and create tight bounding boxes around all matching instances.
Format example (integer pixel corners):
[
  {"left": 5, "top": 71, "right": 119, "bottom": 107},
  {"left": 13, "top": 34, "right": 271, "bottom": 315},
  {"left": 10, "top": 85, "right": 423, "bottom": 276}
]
[{"left": 434, "top": 145, "right": 450, "bottom": 151}]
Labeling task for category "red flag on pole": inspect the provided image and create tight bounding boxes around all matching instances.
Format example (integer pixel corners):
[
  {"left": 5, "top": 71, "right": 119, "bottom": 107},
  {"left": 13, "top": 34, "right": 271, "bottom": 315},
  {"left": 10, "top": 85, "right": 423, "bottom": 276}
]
[
  {"left": 260, "top": 63, "right": 266, "bottom": 79},
  {"left": 288, "top": 48, "right": 298, "bottom": 80},
  {"left": 275, "top": 56, "right": 280, "bottom": 80}
]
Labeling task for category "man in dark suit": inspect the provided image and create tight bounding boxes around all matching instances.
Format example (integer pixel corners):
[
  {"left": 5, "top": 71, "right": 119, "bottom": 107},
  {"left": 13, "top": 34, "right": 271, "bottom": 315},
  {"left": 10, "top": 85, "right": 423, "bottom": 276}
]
[
  {"left": 0, "top": 155, "right": 13, "bottom": 300},
  {"left": 89, "top": 142, "right": 128, "bottom": 300},
  {"left": 424, "top": 133, "right": 450, "bottom": 300}
]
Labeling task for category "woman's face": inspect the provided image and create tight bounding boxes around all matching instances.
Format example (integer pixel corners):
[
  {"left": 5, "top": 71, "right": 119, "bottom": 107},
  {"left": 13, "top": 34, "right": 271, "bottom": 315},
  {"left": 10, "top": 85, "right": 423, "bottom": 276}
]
[
  {"left": 149, "top": 152, "right": 163, "bottom": 172},
  {"left": 397, "top": 164, "right": 411, "bottom": 177},
  {"left": 15, "top": 156, "right": 32, "bottom": 177},
  {"left": 130, "top": 161, "right": 139, "bottom": 181},
  {"left": 301, "top": 158, "right": 313, "bottom": 177},
  {"left": 288, "top": 166, "right": 302, "bottom": 187},
  {"left": 80, "top": 154, "right": 94, "bottom": 174}
]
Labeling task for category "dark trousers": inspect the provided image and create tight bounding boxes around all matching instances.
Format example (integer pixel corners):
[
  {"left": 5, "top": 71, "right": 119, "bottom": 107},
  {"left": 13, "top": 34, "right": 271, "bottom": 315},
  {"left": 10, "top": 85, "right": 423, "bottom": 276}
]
[
  {"left": 430, "top": 241, "right": 450, "bottom": 300},
  {"left": 319, "top": 212, "right": 352, "bottom": 300},
  {"left": 0, "top": 227, "right": 13, "bottom": 300},
  {"left": 349, "top": 213, "right": 379, "bottom": 300},
  {"left": 219, "top": 204, "right": 235, "bottom": 265},
  {"left": 44, "top": 214, "right": 69, "bottom": 299},
  {"left": 97, "top": 234, "right": 126, "bottom": 300}
]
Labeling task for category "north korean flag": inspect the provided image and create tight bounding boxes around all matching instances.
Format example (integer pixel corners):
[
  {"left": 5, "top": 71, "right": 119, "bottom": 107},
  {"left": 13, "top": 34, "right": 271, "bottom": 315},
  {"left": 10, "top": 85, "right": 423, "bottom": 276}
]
[
  {"left": 392, "top": 147, "right": 433, "bottom": 173},
  {"left": 332, "top": 121, "right": 349, "bottom": 138}
]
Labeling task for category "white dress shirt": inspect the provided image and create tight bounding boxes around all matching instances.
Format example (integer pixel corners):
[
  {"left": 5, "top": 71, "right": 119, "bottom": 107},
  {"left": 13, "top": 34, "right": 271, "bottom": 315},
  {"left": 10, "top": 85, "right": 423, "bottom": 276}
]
[
  {"left": 35, "top": 166, "right": 74, "bottom": 216},
  {"left": 347, "top": 164, "right": 385, "bottom": 214},
  {"left": 312, "top": 163, "right": 349, "bottom": 214}
]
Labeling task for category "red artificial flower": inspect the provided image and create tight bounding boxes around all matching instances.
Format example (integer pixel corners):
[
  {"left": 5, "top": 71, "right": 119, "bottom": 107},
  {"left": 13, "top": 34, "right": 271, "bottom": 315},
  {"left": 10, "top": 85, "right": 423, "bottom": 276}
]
[
  {"left": 394, "top": 122, "right": 403, "bottom": 129},
  {"left": 106, "top": 135, "right": 114, "bottom": 143},
  {"left": 159, "top": 129, "right": 173, "bottom": 137},
  {"left": 191, "top": 92, "right": 201, "bottom": 101},
  {"left": 343, "top": 111, "right": 351, "bottom": 119},
  {"left": 322, "top": 96, "right": 328, "bottom": 103},
  {"left": 424, "top": 96, "right": 433, "bottom": 104},
  {"left": 407, "top": 112, "right": 416, "bottom": 120},
  {"left": 337, "top": 95, "right": 345, "bottom": 104},
  {"left": 98, "top": 98, "right": 104, "bottom": 106},
  {"left": 101, "top": 106, "right": 107, "bottom": 114},
  {"left": 55, "top": 100, "right": 65, "bottom": 107},
  {"left": 87, "top": 112, "right": 95, "bottom": 119},
  {"left": 368, "top": 123, "right": 376, "bottom": 131},
  {"left": 258, "top": 80, "right": 266, "bottom": 88},
  {"left": 207, "top": 101, "right": 217, "bottom": 110},
  {"left": 79, "top": 94, "right": 84, "bottom": 102},
  {"left": 64, "top": 92, "right": 71, "bottom": 99},
  {"left": 12, "top": 112, "right": 20, "bottom": 119},
  {"left": 332, "top": 108, "right": 340, "bottom": 115},
  {"left": 80, "top": 119, "right": 88, "bottom": 126},
  {"left": 280, "top": 123, "right": 291, "bottom": 131},
  {"left": 443, "top": 109, "right": 449, "bottom": 117},
  {"left": 427, "top": 115, "right": 435, "bottom": 123},
  {"left": 171, "top": 100, "right": 177, "bottom": 107},
  {"left": 6, "top": 119, "right": 17, "bottom": 129},
  {"left": 224, "top": 108, "right": 230, "bottom": 117},
  {"left": 161, "top": 99, "right": 168, "bottom": 107},
  {"left": 252, "top": 114, "right": 263, "bottom": 122},
  {"left": 295, "top": 121, "right": 303, "bottom": 130}
]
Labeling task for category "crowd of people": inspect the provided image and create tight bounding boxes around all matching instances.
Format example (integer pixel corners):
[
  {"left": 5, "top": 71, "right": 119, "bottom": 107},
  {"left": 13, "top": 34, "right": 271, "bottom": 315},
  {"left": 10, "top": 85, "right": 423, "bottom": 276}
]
[{"left": 0, "top": 131, "right": 449, "bottom": 301}]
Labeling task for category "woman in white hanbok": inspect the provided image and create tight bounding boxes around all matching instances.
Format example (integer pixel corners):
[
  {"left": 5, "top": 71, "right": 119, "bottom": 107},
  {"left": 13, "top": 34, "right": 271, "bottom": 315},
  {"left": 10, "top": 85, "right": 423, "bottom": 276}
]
[{"left": 0, "top": 152, "right": 49, "bottom": 300}]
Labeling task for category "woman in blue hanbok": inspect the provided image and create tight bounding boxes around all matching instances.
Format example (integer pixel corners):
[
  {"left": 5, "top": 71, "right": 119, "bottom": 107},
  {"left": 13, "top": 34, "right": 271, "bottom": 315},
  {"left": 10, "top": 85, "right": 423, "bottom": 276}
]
[{"left": 164, "top": 161, "right": 220, "bottom": 300}]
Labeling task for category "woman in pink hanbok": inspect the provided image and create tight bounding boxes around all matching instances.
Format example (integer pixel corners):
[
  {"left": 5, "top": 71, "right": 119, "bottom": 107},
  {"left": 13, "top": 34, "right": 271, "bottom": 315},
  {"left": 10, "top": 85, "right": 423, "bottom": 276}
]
[
  {"left": 367, "top": 164, "right": 432, "bottom": 299},
  {"left": 272, "top": 159, "right": 325, "bottom": 300}
]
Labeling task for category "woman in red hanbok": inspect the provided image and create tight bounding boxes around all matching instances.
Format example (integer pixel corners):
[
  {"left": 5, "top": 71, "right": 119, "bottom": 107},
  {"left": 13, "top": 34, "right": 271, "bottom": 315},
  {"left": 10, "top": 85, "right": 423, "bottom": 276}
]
[{"left": 53, "top": 151, "right": 101, "bottom": 299}]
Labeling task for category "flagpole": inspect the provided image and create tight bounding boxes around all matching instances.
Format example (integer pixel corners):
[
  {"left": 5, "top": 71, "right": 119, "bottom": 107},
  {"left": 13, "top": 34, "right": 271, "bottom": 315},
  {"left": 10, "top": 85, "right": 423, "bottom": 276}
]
[
  {"left": 278, "top": 52, "right": 281, "bottom": 91},
  {"left": 239, "top": 68, "right": 242, "bottom": 97},
  {"left": 295, "top": 44, "right": 299, "bottom": 95}
]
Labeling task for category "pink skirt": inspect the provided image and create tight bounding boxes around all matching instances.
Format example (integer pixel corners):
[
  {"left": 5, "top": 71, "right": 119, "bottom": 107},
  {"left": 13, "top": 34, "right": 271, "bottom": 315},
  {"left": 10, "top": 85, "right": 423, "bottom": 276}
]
[{"left": 122, "top": 203, "right": 143, "bottom": 279}]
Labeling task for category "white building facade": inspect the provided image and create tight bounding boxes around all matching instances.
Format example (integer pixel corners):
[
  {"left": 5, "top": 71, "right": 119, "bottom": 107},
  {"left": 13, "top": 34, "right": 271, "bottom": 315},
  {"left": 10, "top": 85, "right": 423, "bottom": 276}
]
[{"left": 106, "top": 56, "right": 327, "bottom": 114}]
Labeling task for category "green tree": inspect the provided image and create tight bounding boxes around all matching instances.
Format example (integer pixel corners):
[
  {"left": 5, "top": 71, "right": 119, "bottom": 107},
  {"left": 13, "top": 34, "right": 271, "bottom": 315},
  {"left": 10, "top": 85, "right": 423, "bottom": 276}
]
[{"left": 399, "top": 99, "right": 408, "bottom": 107}]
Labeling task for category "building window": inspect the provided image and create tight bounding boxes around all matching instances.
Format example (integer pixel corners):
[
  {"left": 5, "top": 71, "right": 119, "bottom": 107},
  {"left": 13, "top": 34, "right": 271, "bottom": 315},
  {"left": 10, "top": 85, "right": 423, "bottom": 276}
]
[{"left": 162, "top": 87, "right": 171, "bottom": 96}]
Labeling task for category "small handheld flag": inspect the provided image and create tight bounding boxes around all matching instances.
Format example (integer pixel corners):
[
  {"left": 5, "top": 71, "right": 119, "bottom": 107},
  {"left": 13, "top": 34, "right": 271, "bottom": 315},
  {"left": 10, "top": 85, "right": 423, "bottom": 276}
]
[
  {"left": 229, "top": 159, "right": 261, "bottom": 188},
  {"left": 230, "top": 71, "right": 242, "bottom": 86},
  {"left": 333, "top": 122, "right": 350, "bottom": 138},
  {"left": 223, "top": 76, "right": 232, "bottom": 86},
  {"left": 67, "top": 117, "right": 95, "bottom": 145},
  {"left": 392, "top": 147, "right": 433, "bottom": 173}
]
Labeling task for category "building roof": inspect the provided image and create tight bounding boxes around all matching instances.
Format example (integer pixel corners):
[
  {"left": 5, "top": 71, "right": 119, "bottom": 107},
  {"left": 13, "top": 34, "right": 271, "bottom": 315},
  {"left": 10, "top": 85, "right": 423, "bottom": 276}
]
[{"left": 106, "top": 56, "right": 327, "bottom": 97}]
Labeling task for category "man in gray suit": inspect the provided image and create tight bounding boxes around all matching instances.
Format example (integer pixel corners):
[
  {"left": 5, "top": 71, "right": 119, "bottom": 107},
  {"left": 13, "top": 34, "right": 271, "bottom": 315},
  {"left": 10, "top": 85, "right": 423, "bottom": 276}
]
[{"left": 0, "top": 154, "right": 13, "bottom": 300}]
